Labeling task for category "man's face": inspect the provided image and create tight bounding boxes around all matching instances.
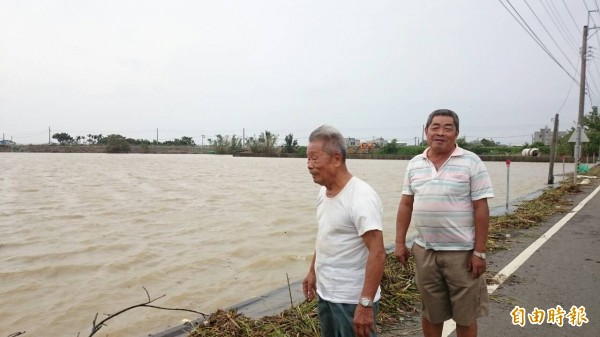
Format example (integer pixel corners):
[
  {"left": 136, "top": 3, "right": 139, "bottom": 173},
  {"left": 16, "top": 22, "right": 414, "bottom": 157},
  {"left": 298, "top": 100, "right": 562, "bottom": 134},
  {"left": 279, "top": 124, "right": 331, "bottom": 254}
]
[
  {"left": 425, "top": 115, "right": 459, "bottom": 154},
  {"left": 307, "top": 140, "right": 339, "bottom": 186}
]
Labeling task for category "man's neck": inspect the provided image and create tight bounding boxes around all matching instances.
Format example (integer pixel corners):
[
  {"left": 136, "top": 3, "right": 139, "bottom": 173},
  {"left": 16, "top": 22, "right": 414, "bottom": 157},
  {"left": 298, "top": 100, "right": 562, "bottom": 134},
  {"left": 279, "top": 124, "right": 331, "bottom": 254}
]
[
  {"left": 426, "top": 145, "right": 456, "bottom": 169},
  {"left": 325, "top": 171, "right": 353, "bottom": 197}
]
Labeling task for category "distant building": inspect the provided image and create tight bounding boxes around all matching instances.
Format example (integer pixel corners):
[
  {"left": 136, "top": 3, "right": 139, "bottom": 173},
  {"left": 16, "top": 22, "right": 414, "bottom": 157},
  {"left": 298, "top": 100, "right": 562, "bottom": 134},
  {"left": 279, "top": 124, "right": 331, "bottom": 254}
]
[
  {"left": 345, "top": 137, "right": 360, "bottom": 147},
  {"left": 0, "top": 139, "right": 16, "bottom": 145},
  {"left": 372, "top": 137, "right": 387, "bottom": 147},
  {"left": 533, "top": 127, "right": 566, "bottom": 145}
]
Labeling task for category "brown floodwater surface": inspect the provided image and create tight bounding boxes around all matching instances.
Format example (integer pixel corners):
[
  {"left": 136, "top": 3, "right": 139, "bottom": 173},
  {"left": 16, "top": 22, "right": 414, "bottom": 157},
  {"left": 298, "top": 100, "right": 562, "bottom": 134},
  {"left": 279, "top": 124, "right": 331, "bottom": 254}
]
[{"left": 0, "top": 153, "right": 569, "bottom": 336}]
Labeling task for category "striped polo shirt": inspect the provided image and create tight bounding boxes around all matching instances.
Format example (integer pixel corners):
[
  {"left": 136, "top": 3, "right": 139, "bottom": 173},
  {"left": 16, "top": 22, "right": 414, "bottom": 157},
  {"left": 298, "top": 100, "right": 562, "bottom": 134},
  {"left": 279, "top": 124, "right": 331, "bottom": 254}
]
[{"left": 402, "top": 146, "right": 494, "bottom": 250}]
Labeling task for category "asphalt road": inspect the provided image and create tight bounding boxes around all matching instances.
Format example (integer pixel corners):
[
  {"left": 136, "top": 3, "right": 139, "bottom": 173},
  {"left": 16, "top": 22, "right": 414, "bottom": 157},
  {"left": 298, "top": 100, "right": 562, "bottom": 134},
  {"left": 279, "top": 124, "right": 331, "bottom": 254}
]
[
  {"left": 382, "top": 177, "right": 600, "bottom": 337},
  {"left": 474, "top": 180, "right": 600, "bottom": 337}
]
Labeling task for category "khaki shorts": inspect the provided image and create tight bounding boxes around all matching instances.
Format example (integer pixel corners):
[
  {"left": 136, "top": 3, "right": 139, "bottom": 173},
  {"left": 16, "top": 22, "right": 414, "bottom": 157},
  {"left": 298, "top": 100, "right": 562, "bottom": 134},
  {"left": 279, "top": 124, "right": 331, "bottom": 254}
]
[{"left": 412, "top": 243, "right": 488, "bottom": 326}]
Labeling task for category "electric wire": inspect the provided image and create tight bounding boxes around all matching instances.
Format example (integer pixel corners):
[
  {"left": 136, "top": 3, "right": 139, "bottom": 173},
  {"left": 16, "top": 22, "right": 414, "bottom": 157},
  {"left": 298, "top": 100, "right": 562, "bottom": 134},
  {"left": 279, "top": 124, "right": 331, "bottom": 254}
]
[
  {"left": 583, "top": 0, "right": 591, "bottom": 13},
  {"left": 498, "top": 0, "right": 580, "bottom": 84},
  {"left": 584, "top": 3, "right": 600, "bottom": 107},
  {"left": 563, "top": 0, "right": 583, "bottom": 34},
  {"left": 525, "top": 0, "right": 579, "bottom": 72},
  {"left": 586, "top": 77, "right": 600, "bottom": 106},
  {"left": 504, "top": 0, "right": 559, "bottom": 55},
  {"left": 555, "top": 72, "right": 578, "bottom": 115},
  {"left": 587, "top": 51, "right": 600, "bottom": 102},
  {"left": 540, "top": 0, "right": 578, "bottom": 54}
]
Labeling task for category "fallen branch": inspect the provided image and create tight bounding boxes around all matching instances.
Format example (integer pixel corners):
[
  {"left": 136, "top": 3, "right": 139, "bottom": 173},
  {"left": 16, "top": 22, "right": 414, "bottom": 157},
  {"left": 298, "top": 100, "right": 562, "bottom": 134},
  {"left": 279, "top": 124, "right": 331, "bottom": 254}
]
[
  {"left": 286, "top": 273, "right": 294, "bottom": 310},
  {"left": 85, "top": 287, "right": 208, "bottom": 337},
  {"left": 8, "top": 332, "right": 27, "bottom": 337}
]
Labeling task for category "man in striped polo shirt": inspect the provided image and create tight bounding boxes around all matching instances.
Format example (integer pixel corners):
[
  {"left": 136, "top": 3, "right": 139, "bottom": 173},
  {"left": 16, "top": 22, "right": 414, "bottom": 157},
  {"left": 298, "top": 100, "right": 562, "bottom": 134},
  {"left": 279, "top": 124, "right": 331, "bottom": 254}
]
[{"left": 394, "top": 109, "right": 494, "bottom": 337}]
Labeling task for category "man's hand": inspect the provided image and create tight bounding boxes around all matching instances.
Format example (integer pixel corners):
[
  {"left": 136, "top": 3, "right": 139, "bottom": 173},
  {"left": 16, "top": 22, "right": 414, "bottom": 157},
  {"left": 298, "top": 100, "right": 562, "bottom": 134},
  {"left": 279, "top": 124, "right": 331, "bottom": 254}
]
[
  {"left": 353, "top": 305, "right": 375, "bottom": 337},
  {"left": 394, "top": 243, "right": 410, "bottom": 268},
  {"left": 467, "top": 253, "right": 486, "bottom": 279},
  {"left": 302, "top": 272, "right": 317, "bottom": 300}
]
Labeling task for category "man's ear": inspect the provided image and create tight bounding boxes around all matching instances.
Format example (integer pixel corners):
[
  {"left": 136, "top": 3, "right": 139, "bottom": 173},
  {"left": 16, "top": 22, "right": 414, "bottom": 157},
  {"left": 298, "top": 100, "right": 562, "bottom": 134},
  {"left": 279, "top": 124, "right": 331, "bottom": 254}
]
[{"left": 333, "top": 152, "right": 343, "bottom": 166}]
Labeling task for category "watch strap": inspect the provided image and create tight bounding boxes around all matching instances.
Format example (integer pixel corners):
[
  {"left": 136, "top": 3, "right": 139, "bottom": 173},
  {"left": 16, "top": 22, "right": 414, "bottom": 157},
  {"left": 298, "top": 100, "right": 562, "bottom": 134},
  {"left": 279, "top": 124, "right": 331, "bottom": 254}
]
[{"left": 359, "top": 297, "right": 373, "bottom": 307}]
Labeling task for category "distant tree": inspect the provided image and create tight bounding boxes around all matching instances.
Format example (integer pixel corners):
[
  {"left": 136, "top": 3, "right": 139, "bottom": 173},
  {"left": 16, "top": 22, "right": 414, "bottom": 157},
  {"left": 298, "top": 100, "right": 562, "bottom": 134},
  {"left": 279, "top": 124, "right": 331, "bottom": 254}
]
[
  {"left": 456, "top": 136, "right": 468, "bottom": 149},
  {"left": 556, "top": 130, "right": 574, "bottom": 157},
  {"left": 480, "top": 138, "right": 496, "bottom": 147},
  {"left": 244, "top": 136, "right": 254, "bottom": 148},
  {"left": 396, "top": 145, "right": 427, "bottom": 156},
  {"left": 105, "top": 134, "right": 131, "bottom": 153},
  {"left": 87, "top": 134, "right": 105, "bottom": 145},
  {"left": 249, "top": 130, "right": 278, "bottom": 154},
  {"left": 165, "top": 136, "right": 196, "bottom": 146},
  {"left": 52, "top": 132, "right": 74, "bottom": 145},
  {"left": 282, "top": 133, "right": 298, "bottom": 153},
  {"left": 140, "top": 143, "right": 151, "bottom": 153},
  {"left": 211, "top": 134, "right": 231, "bottom": 154},
  {"left": 583, "top": 106, "right": 600, "bottom": 157},
  {"left": 96, "top": 134, "right": 109, "bottom": 145},
  {"left": 530, "top": 141, "right": 550, "bottom": 155},
  {"left": 263, "top": 131, "right": 278, "bottom": 154},
  {"left": 179, "top": 136, "right": 196, "bottom": 146},
  {"left": 230, "top": 135, "right": 243, "bottom": 153},
  {"left": 297, "top": 146, "right": 307, "bottom": 157},
  {"left": 133, "top": 138, "right": 152, "bottom": 145},
  {"left": 381, "top": 139, "right": 399, "bottom": 154}
]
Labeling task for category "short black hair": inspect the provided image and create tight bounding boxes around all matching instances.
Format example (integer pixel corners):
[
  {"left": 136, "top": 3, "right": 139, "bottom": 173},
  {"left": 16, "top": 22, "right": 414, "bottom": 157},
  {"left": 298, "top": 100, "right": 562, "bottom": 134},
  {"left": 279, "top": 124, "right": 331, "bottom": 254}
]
[{"left": 425, "top": 109, "right": 460, "bottom": 131}]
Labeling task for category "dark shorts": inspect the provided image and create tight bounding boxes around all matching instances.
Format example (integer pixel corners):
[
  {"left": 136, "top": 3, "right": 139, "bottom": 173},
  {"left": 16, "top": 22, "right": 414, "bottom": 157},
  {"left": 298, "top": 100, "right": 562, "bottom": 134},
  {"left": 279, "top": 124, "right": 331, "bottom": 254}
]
[
  {"left": 317, "top": 297, "right": 379, "bottom": 337},
  {"left": 412, "top": 243, "right": 489, "bottom": 326}
]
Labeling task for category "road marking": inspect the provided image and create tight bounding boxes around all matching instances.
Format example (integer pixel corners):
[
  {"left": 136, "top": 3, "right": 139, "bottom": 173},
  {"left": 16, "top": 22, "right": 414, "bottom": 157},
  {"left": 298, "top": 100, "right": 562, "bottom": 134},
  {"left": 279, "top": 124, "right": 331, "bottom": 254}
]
[{"left": 441, "top": 184, "right": 600, "bottom": 337}]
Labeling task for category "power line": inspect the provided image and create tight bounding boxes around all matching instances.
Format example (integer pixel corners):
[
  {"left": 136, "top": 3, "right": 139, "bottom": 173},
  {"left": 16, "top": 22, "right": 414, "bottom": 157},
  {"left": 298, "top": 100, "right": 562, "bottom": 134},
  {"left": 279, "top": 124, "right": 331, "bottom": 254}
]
[
  {"left": 543, "top": 0, "right": 580, "bottom": 53},
  {"left": 555, "top": 72, "right": 578, "bottom": 115},
  {"left": 497, "top": 0, "right": 580, "bottom": 84},
  {"left": 586, "top": 51, "right": 600, "bottom": 101},
  {"left": 563, "top": 0, "right": 583, "bottom": 34},
  {"left": 524, "top": 0, "right": 579, "bottom": 73},
  {"left": 586, "top": 73, "right": 600, "bottom": 105}
]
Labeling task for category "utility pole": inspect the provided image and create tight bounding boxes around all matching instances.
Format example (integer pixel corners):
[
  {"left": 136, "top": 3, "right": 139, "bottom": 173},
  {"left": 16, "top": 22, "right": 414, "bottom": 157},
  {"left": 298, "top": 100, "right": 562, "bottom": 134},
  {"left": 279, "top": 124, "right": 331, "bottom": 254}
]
[
  {"left": 156, "top": 128, "right": 159, "bottom": 145},
  {"left": 574, "top": 25, "right": 588, "bottom": 183},
  {"left": 48, "top": 127, "right": 51, "bottom": 144},
  {"left": 548, "top": 114, "right": 559, "bottom": 184}
]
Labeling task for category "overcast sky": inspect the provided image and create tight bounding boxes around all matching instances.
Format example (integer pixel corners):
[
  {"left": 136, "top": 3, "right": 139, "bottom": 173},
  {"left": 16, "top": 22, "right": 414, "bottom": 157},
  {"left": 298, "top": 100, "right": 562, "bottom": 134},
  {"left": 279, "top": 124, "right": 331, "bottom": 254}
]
[{"left": 2, "top": 0, "right": 599, "bottom": 146}]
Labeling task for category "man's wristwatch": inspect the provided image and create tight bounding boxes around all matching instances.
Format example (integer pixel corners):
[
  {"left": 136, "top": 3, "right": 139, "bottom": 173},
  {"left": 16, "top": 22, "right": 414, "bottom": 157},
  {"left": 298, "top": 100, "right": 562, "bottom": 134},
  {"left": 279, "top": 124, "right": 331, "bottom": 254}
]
[
  {"left": 473, "top": 251, "right": 486, "bottom": 259},
  {"left": 359, "top": 297, "right": 373, "bottom": 307}
]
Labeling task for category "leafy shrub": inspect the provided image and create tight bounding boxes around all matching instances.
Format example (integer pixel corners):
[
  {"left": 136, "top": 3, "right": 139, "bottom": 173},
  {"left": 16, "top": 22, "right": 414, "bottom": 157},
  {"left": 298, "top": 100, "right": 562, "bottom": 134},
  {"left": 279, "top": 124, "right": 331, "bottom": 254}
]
[{"left": 105, "top": 134, "right": 131, "bottom": 153}]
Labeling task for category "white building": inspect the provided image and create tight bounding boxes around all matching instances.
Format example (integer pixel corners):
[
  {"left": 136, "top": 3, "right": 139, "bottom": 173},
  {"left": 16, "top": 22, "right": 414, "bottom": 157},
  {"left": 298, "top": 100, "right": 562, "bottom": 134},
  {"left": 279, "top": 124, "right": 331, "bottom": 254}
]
[
  {"left": 533, "top": 127, "right": 566, "bottom": 146},
  {"left": 345, "top": 137, "right": 360, "bottom": 147}
]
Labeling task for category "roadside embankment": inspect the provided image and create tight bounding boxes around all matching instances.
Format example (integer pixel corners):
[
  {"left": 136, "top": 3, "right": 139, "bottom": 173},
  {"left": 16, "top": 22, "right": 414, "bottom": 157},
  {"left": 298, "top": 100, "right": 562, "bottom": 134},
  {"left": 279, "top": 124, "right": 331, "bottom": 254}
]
[
  {"left": 1, "top": 144, "right": 579, "bottom": 163},
  {"left": 0, "top": 144, "right": 208, "bottom": 154},
  {"left": 234, "top": 151, "right": 570, "bottom": 162}
]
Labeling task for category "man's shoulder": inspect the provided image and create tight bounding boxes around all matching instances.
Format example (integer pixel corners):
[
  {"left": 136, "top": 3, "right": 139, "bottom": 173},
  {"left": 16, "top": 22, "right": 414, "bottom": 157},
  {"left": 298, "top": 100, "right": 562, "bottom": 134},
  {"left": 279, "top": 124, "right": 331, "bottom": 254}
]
[
  {"left": 451, "top": 147, "right": 485, "bottom": 164},
  {"left": 408, "top": 151, "right": 427, "bottom": 162},
  {"left": 350, "top": 176, "right": 376, "bottom": 192},
  {"left": 348, "top": 177, "right": 382, "bottom": 200}
]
